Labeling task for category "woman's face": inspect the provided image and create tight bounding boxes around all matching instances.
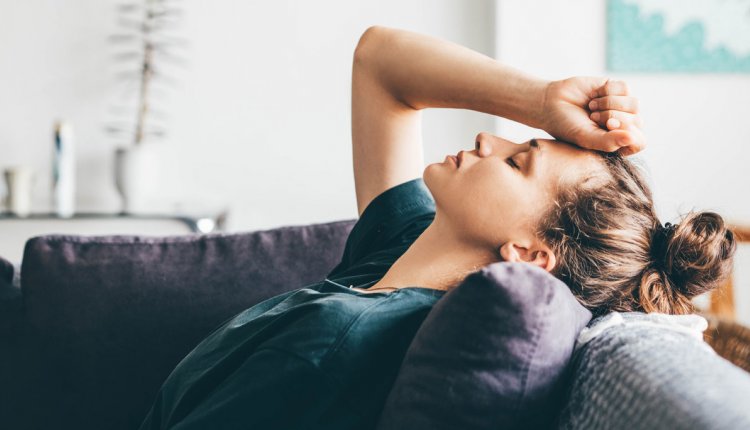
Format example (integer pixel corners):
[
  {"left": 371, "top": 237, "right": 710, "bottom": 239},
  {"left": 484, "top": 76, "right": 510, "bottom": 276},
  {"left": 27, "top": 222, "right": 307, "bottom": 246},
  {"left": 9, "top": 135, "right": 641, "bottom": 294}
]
[{"left": 423, "top": 132, "right": 604, "bottom": 252}]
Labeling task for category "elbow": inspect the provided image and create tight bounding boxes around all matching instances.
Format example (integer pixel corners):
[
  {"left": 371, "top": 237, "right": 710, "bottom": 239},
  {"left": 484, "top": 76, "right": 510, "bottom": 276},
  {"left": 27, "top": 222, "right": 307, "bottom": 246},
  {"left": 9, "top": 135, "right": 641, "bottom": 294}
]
[{"left": 353, "top": 25, "right": 388, "bottom": 67}]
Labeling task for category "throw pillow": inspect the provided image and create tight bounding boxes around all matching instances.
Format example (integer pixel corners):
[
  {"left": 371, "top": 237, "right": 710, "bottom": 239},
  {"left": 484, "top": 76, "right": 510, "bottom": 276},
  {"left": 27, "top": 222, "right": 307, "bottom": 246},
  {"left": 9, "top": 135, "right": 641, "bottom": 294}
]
[{"left": 375, "top": 262, "right": 592, "bottom": 430}]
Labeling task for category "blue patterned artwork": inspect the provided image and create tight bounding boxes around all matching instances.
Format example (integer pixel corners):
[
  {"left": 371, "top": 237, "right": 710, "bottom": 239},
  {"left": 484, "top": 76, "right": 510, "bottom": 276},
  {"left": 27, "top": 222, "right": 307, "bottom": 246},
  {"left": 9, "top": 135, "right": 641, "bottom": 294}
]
[{"left": 607, "top": 0, "right": 750, "bottom": 72}]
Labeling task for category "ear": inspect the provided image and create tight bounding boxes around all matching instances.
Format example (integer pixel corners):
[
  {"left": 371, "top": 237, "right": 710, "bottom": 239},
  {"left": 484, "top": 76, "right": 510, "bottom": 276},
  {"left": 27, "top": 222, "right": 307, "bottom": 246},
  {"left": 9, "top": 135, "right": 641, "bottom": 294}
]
[{"left": 498, "top": 240, "right": 557, "bottom": 273}]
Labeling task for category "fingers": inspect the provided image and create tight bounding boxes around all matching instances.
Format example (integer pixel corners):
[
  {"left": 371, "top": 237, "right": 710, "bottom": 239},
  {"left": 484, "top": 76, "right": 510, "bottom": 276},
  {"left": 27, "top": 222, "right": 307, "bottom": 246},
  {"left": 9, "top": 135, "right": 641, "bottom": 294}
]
[
  {"left": 584, "top": 109, "right": 646, "bottom": 155},
  {"left": 581, "top": 128, "right": 622, "bottom": 153},
  {"left": 582, "top": 78, "right": 645, "bottom": 156},
  {"left": 590, "top": 110, "right": 643, "bottom": 129},
  {"left": 591, "top": 79, "right": 629, "bottom": 98},
  {"left": 581, "top": 127, "right": 645, "bottom": 155},
  {"left": 617, "top": 144, "right": 641, "bottom": 157},
  {"left": 588, "top": 95, "right": 639, "bottom": 114},
  {"left": 614, "top": 127, "right": 645, "bottom": 155}
]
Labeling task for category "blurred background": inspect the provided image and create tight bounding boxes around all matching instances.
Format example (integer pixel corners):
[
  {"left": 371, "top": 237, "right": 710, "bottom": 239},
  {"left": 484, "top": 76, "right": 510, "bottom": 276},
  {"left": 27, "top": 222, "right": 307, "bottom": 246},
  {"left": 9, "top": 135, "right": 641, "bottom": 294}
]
[
  {"left": 1, "top": 0, "right": 749, "bottom": 319},
  {"left": 0, "top": 0, "right": 495, "bottom": 232}
]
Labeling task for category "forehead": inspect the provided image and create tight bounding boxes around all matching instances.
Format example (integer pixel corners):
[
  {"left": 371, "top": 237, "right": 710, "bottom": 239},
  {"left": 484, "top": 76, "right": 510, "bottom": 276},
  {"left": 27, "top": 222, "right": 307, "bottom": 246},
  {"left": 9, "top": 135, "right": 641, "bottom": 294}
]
[{"left": 537, "top": 138, "right": 605, "bottom": 186}]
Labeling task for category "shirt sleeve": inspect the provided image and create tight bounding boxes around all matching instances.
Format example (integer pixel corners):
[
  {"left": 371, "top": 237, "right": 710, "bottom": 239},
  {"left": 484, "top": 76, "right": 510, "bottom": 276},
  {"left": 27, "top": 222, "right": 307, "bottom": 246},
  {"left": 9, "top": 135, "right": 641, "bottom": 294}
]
[{"left": 326, "top": 178, "right": 436, "bottom": 279}]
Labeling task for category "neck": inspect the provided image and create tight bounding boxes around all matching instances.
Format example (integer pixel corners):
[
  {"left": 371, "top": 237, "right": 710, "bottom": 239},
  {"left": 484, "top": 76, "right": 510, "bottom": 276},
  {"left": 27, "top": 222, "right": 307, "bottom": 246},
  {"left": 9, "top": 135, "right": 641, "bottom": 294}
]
[{"left": 371, "top": 212, "right": 500, "bottom": 292}]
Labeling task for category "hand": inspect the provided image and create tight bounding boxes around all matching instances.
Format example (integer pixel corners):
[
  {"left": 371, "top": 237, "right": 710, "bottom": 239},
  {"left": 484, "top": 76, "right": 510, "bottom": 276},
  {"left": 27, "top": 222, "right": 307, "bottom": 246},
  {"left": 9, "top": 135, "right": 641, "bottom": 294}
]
[{"left": 540, "top": 77, "right": 645, "bottom": 156}]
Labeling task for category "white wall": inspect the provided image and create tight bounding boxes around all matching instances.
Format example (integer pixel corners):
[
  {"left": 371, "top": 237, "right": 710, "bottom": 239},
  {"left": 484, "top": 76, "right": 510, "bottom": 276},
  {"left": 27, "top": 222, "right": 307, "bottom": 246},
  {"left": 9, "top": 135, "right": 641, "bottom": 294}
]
[
  {"left": 495, "top": 0, "right": 750, "bottom": 322},
  {"left": 0, "top": 0, "right": 496, "bottom": 230}
]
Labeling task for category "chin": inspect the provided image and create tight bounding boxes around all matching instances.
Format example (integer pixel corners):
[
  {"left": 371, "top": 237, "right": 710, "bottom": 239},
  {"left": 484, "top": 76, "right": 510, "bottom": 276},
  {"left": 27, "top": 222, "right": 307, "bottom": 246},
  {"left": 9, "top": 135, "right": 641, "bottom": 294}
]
[
  {"left": 422, "top": 164, "right": 441, "bottom": 195},
  {"left": 422, "top": 164, "right": 434, "bottom": 185},
  {"left": 422, "top": 167, "right": 449, "bottom": 214}
]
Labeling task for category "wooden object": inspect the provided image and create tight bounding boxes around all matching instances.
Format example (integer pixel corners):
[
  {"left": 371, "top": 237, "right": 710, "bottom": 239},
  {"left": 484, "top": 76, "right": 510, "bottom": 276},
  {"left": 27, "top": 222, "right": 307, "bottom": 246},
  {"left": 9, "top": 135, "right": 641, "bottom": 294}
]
[
  {"left": 703, "top": 314, "right": 750, "bottom": 373},
  {"left": 709, "top": 223, "right": 750, "bottom": 319}
]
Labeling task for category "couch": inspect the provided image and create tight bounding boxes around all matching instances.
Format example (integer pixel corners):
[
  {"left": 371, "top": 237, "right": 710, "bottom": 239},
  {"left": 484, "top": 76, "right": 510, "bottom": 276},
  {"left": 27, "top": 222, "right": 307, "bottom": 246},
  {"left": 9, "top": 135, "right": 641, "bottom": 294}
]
[{"left": 1, "top": 219, "right": 750, "bottom": 429}]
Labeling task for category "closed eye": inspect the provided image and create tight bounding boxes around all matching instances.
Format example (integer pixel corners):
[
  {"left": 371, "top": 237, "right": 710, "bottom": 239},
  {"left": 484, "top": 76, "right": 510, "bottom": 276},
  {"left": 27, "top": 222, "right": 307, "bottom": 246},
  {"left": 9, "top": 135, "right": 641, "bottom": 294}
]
[{"left": 506, "top": 157, "right": 520, "bottom": 170}]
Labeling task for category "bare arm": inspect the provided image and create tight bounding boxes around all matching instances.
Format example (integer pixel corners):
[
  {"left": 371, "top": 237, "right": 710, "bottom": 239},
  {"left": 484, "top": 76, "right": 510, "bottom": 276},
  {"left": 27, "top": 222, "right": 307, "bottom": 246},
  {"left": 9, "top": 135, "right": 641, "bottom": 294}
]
[{"left": 357, "top": 26, "right": 549, "bottom": 126}]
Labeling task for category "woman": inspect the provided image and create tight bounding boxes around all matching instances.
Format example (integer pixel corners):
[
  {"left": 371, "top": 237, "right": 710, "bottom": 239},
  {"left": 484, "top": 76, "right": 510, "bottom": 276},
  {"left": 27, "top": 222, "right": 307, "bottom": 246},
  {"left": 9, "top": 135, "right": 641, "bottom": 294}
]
[{"left": 140, "top": 26, "right": 736, "bottom": 429}]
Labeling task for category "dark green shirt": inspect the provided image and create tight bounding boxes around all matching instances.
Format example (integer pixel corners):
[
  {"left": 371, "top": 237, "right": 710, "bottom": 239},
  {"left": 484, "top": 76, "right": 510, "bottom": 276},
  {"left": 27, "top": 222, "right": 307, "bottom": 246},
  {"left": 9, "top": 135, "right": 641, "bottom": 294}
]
[{"left": 139, "top": 178, "right": 443, "bottom": 430}]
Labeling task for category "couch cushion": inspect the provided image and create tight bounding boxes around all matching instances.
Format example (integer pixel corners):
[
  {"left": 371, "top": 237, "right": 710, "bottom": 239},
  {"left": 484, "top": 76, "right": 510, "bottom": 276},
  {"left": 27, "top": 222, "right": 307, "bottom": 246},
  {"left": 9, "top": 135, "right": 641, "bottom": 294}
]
[
  {"left": 376, "top": 262, "right": 592, "bottom": 430},
  {"left": 6, "top": 219, "right": 355, "bottom": 430}
]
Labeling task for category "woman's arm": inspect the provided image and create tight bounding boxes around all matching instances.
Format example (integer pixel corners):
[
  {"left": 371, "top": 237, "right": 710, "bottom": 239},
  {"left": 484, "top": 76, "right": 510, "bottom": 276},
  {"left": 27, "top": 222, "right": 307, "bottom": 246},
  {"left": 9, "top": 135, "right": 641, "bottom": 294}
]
[
  {"left": 351, "top": 27, "right": 427, "bottom": 216},
  {"left": 356, "top": 26, "right": 643, "bottom": 152},
  {"left": 356, "top": 26, "right": 548, "bottom": 128}
]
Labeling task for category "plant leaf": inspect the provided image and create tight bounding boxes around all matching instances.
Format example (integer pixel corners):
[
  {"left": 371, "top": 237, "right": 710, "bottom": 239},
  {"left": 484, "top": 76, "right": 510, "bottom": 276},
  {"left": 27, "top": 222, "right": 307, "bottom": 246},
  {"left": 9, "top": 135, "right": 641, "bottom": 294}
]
[
  {"left": 116, "top": 3, "right": 142, "bottom": 13},
  {"left": 108, "top": 33, "right": 139, "bottom": 43}
]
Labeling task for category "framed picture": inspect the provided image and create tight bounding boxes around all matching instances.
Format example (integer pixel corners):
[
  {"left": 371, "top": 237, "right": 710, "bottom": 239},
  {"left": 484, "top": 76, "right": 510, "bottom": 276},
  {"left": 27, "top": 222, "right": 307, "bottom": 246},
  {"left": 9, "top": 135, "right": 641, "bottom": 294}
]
[{"left": 607, "top": 0, "right": 750, "bottom": 72}]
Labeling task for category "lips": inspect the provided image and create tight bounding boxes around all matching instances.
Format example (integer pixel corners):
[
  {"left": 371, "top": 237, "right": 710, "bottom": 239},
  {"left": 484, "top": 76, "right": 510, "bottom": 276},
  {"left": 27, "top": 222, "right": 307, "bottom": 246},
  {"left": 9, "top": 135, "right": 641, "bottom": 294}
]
[{"left": 455, "top": 150, "right": 465, "bottom": 167}]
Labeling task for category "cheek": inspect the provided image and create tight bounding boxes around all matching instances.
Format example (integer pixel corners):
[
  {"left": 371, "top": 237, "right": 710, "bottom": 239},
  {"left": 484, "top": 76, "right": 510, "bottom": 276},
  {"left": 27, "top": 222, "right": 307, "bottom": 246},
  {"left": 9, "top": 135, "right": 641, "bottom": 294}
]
[
  {"left": 428, "top": 161, "right": 539, "bottom": 229},
  {"left": 463, "top": 163, "right": 514, "bottom": 201},
  {"left": 450, "top": 166, "right": 513, "bottom": 219},
  {"left": 458, "top": 166, "right": 543, "bottom": 230}
]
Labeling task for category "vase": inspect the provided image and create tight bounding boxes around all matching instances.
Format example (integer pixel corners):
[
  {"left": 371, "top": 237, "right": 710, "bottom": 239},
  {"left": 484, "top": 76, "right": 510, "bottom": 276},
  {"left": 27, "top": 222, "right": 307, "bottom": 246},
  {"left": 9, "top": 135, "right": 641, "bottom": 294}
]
[
  {"left": 3, "top": 165, "right": 36, "bottom": 217},
  {"left": 114, "top": 144, "right": 162, "bottom": 214}
]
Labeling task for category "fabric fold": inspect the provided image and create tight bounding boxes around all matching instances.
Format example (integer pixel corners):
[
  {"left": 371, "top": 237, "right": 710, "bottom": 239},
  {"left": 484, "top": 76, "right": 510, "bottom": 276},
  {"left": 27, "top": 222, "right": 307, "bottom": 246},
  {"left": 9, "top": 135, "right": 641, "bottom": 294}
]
[{"left": 575, "top": 311, "right": 712, "bottom": 353}]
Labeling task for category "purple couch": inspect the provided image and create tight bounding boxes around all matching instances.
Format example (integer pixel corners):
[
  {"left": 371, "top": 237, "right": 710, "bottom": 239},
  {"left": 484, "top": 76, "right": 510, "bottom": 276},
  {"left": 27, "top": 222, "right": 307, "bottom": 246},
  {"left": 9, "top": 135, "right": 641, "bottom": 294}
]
[
  {"left": 0, "top": 220, "right": 354, "bottom": 430},
  {"left": 2, "top": 219, "right": 749, "bottom": 430}
]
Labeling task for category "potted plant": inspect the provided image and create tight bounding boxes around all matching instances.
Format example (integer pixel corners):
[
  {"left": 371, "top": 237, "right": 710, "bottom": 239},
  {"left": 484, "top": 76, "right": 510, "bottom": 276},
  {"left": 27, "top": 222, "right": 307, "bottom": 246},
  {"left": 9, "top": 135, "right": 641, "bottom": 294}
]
[{"left": 107, "top": 0, "right": 185, "bottom": 213}]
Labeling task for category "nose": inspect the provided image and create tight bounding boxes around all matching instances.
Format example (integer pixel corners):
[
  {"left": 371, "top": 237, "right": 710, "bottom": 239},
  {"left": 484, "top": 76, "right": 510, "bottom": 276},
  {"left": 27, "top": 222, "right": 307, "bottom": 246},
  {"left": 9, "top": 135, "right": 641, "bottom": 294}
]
[{"left": 474, "top": 132, "right": 527, "bottom": 157}]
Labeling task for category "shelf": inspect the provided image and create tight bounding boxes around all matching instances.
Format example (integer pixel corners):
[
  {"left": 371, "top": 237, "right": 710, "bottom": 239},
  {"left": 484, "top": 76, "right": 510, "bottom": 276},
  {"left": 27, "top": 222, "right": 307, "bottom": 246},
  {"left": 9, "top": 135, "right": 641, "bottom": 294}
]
[{"left": 0, "top": 210, "right": 229, "bottom": 263}]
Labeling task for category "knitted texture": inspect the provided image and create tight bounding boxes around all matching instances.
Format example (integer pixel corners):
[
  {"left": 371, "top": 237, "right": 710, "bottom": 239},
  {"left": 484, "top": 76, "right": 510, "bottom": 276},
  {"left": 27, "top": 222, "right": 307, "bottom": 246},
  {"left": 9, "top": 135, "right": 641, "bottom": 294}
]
[{"left": 558, "top": 314, "right": 750, "bottom": 429}]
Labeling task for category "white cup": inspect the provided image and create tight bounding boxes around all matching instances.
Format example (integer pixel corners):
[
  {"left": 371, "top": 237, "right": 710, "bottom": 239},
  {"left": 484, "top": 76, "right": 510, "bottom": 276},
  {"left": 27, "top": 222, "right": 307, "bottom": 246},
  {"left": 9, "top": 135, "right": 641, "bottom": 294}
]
[{"left": 3, "top": 166, "right": 36, "bottom": 217}]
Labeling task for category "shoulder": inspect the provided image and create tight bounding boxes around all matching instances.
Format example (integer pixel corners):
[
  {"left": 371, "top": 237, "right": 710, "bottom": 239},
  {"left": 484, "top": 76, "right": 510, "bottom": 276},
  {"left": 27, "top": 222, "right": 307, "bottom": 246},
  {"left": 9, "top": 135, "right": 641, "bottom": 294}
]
[{"left": 327, "top": 178, "right": 435, "bottom": 279}]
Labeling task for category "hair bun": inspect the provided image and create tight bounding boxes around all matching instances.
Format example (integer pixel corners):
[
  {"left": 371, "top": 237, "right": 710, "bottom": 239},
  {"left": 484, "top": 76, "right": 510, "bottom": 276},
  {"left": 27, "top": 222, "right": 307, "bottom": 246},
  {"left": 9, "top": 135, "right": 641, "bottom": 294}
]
[
  {"left": 660, "top": 211, "right": 737, "bottom": 300},
  {"left": 651, "top": 222, "right": 677, "bottom": 265}
]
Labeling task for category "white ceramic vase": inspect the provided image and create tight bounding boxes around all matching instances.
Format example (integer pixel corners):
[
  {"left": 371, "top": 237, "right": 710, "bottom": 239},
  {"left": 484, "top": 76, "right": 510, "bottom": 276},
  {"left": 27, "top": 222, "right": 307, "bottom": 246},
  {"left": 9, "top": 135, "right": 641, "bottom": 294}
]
[
  {"left": 114, "top": 144, "right": 162, "bottom": 214},
  {"left": 3, "top": 165, "right": 36, "bottom": 217}
]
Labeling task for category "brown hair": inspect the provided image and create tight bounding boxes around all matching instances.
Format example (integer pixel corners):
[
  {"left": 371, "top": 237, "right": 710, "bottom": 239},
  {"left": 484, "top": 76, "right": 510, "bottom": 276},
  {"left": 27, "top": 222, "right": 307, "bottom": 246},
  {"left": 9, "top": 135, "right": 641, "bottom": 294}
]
[{"left": 537, "top": 152, "right": 737, "bottom": 317}]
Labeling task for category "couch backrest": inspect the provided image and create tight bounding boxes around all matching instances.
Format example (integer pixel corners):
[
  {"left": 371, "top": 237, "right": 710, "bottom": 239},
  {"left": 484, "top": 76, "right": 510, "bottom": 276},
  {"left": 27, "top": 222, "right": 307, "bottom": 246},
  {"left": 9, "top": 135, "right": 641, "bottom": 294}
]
[{"left": 0, "top": 219, "right": 355, "bottom": 430}]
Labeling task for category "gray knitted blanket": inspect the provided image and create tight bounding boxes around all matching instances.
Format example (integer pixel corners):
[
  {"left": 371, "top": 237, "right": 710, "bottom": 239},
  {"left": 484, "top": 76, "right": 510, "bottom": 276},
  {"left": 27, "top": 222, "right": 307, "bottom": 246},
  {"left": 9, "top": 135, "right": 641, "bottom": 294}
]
[{"left": 557, "top": 312, "right": 750, "bottom": 430}]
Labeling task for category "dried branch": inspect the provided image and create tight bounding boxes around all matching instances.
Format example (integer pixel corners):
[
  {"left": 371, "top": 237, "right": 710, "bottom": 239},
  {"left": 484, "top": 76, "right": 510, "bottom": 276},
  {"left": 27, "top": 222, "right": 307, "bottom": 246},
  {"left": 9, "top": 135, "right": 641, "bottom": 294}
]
[{"left": 108, "top": 0, "right": 186, "bottom": 146}]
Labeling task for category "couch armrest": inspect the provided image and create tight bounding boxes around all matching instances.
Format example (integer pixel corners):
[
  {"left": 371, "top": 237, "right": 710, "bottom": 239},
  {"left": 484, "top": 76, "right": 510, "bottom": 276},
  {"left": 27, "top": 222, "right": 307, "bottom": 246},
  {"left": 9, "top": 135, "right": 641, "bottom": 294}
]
[
  {"left": 0, "top": 254, "right": 21, "bottom": 336},
  {"left": 559, "top": 321, "right": 750, "bottom": 429}
]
